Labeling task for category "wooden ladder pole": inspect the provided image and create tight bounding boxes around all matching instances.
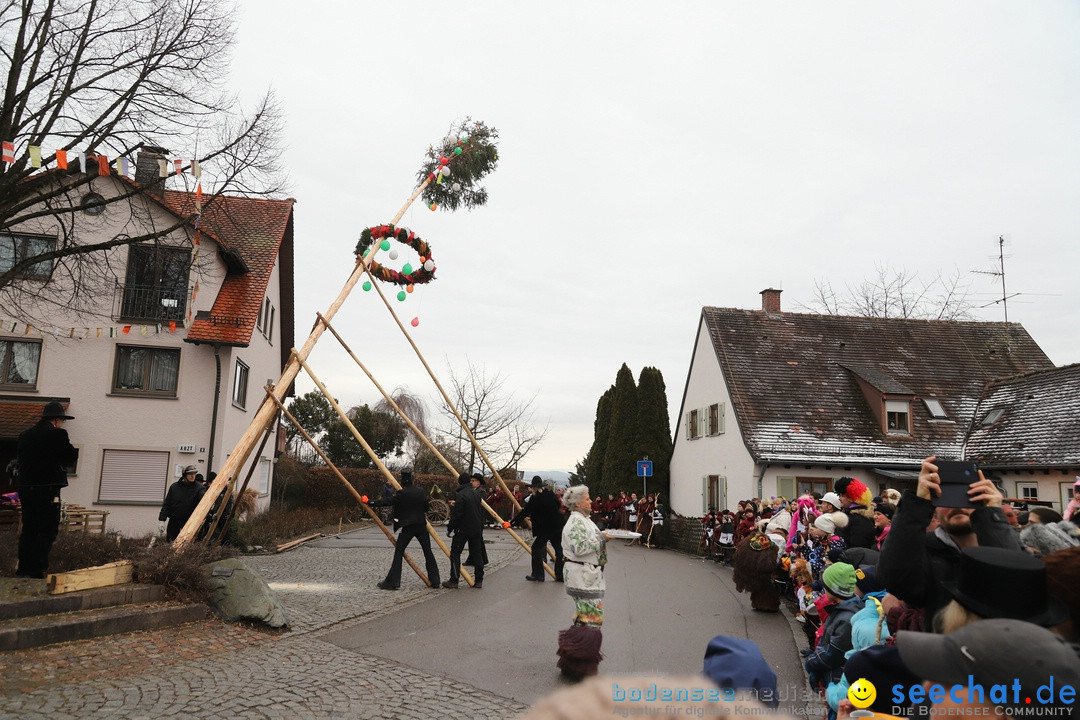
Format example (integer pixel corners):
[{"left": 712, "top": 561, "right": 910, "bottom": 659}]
[
  {"left": 317, "top": 313, "right": 549, "bottom": 570},
  {"left": 269, "top": 393, "right": 429, "bottom": 584},
  {"left": 296, "top": 351, "right": 472, "bottom": 585}
]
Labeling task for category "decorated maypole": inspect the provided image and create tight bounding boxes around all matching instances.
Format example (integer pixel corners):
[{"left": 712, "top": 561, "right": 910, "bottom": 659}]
[{"left": 174, "top": 120, "right": 499, "bottom": 547}]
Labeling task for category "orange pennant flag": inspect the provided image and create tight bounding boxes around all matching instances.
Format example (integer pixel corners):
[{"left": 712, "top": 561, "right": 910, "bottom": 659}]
[
  {"left": 56, "top": 150, "right": 68, "bottom": 169},
  {"left": 122, "top": 325, "right": 131, "bottom": 334},
  {"left": 97, "top": 155, "right": 110, "bottom": 175},
  {"left": 169, "top": 321, "right": 177, "bottom": 333}
]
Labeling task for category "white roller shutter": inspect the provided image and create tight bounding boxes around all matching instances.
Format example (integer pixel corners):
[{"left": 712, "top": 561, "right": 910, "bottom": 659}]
[{"left": 99, "top": 449, "right": 170, "bottom": 503}]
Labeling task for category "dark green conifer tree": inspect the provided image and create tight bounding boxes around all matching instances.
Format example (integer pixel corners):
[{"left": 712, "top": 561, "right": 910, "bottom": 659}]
[
  {"left": 600, "top": 364, "right": 638, "bottom": 496},
  {"left": 634, "top": 366, "right": 673, "bottom": 499}
]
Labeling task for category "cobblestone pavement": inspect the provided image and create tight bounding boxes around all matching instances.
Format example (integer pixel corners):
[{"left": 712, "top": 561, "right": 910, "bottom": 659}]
[{"left": 0, "top": 526, "right": 529, "bottom": 719}]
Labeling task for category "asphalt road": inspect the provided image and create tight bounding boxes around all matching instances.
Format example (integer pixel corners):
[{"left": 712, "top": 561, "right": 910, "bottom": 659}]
[{"left": 325, "top": 526, "right": 816, "bottom": 712}]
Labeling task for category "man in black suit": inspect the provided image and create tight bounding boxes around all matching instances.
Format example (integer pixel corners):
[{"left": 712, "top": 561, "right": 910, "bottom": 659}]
[
  {"left": 444, "top": 473, "right": 485, "bottom": 589},
  {"left": 511, "top": 476, "right": 565, "bottom": 582},
  {"left": 16, "top": 401, "right": 78, "bottom": 579},
  {"left": 370, "top": 467, "right": 441, "bottom": 590}
]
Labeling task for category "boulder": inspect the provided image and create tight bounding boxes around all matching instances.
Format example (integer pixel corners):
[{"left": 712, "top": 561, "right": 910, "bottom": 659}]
[{"left": 206, "top": 558, "right": 288, "bottom": 628}]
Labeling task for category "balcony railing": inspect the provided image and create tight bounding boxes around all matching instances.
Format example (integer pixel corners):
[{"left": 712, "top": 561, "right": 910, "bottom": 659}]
[{"left": 116, "top": 283, "right": 187, "bottom": 323}]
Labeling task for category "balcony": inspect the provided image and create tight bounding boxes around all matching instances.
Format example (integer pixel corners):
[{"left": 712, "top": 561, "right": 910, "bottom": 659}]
[{"left": 116, "top": 284, "right": 187, "bottom": 323}]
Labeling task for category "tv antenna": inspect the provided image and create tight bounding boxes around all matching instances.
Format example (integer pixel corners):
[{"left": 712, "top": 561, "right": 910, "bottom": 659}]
[{"left": 971, "top": 235, "right": 1017, "bottom": 354}]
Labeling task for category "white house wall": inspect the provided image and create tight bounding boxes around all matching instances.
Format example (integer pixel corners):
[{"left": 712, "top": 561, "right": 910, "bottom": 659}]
[
  {"left": 3, "top": 177, "right": 284, "bottom": 535},
  {"left": 669, "top": 317, "right": 757, "bottom": 517}
]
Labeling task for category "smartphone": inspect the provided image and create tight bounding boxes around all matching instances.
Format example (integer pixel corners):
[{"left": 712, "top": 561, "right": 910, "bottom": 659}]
[{"left": 933, "top": 460, "right": 981, "bottom": 508}]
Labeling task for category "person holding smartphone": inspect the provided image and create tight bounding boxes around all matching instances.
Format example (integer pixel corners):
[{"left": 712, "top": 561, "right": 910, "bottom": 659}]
[{"left": 877, "top": 455, "right": 1022, "bottom": 630}]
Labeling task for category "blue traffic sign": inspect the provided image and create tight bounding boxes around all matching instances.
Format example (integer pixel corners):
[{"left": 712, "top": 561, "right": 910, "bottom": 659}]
[{"left": 637, "top": 460, "right": 653, "bottom": 477}]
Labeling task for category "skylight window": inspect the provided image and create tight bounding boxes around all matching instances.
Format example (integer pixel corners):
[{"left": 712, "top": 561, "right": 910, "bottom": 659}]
[
  {"left": 923, "top": 398, "right": 948, "bottom": 420},
  {"left": 980, "top": 408, "right": 1006, "bottom": 427}
]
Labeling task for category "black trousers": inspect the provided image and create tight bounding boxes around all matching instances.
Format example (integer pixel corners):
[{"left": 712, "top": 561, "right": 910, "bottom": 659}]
[
  {"left": 384, "top": 523, "right": 441, "bottom": 587},
  {"left": 449, "top": 533, "right": 484, "bottom": 583},
  {"left": 17, "top": 485, "right": 62, "bottom": 578},
  {"left": 532, "top": 532, "right": 564, "bottom": 581}
]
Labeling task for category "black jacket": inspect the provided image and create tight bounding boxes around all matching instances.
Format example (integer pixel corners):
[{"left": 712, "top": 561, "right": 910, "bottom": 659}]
[
  {"left": 839, "top": 510, "right": 877, "bottom": 550},
  {"left": 372, "top": 484, "right": 429, "bottom": 528},
  {"left": 449, "top": 484, "right": 484, "bottom": 538},
  {"left": 159, "top": 479, "right": 206, "bottom": 540},
  {"left": 877, "top": 490, "right": 1021, "bottom": 623},
  {"left": 511, "top": 489, "right": 564, "bottom": 537},
  {"left": 17, "top": 419, "right": 78, "bottom": 489}
]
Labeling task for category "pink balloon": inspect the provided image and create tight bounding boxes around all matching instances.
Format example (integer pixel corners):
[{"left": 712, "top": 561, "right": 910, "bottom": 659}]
[{"left": 410, "top": 317, "right": 420, "bottom": 327}]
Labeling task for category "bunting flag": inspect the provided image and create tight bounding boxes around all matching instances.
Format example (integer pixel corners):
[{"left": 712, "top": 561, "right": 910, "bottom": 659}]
[
  {"left": 174, "top": 158, "right": 183, "bottom": 175},
  {"left": 56, "top": 150, "right": 68, "bottom": 169},
  {"left": 169, "top": 321, "right": 177, "bottom": 333},
  {"left": 158, "top": 159, "right": 168, "bottom": 177},
  {"left": 1, "top": 142, "right": 207, "bottom": 185},
  {"left": 77, "top": 152, "right": 87, "bottom": 173},
  {"left": 122, "top": 325, "right": 131, "bottom": 334},
  {"left": 191, "top": 160, "right": 202, "bottom": 178},
  {"left": 2, "top": 141, "right": 15, "bottom": 163},
  {"left": 97, "top": 155, "right": 110, "bottom": 175},
  {"left": 115, "top": 157, "right": 129, "bottom": 176},
  {"left": 29, "top": 146, "right": 42, "bottom": 168}
]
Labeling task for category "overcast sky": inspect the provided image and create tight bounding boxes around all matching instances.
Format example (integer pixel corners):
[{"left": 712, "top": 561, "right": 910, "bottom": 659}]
[{"left": 229, "top": 1, "right": 1080, "bottom": 472}]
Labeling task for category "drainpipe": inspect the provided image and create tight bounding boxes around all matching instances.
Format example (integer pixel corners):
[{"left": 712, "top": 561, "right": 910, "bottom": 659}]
[
  {"left": 756, "top": 461, "right": 768, "bottom": 499},
  {"left": 206, "top": 344, "right": 222, "bottom": 478}
]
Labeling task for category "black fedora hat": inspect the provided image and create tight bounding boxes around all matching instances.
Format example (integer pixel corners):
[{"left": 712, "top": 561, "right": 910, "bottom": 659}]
[
  {"left": 530, "top": 476, "right": 543, "bottom": 488},
  {"left": 42, "top": 401, "right": 74, "bottom": 420},
  {"left": 942, "top": 546, "right": 1068, "bottom": 626}
]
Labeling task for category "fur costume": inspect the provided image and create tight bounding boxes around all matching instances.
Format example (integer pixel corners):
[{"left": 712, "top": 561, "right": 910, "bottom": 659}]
[
  {"left": 787, "top": 496, "right": 820, "bottom": 551},
  {"left": 733, "top": 532, "right": 781, "bottom": 612}
]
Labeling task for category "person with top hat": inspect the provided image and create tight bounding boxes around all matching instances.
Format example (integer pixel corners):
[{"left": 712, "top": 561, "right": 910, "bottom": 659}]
[
  {"left": 465, "top": 472, "right": 490, "bottom": 567},
  {"left": 15, "top": 400, "right": 78, "bottom": 578},
  {"left": 511, "top": 476, "right": 565, "bottom": 582},
  {"left": 159, "top": 463, "right": 206, "bottom": 542},
  {"left": 370, "top": 467, "right": 442, "bottom": 590},
  {"left": 444, "top": 472, "right": 485, "bottom": 588}
]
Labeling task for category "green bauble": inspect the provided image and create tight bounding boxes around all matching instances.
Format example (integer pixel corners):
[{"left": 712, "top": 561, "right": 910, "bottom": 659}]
[
  {"left": 397, "top": 290, "right": 407, "bottom": 302},
  {"left": 402, "top": 263, "right": 413, "bottom": 275},
  {"left": 362, "top": 281, "right": 372, "bottom": 292},
  {"left": 380, "top": 240, "right": 391, "bottom": 251}
]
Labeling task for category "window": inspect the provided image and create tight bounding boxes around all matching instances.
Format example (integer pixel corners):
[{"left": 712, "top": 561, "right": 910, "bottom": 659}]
[
  {"left": 885, "top": 400, "right": 910, "bottom": 435},
  {"left": 120, "top": 245, "right": 190, "bottom": 322},
  {"left": 707, "top": 403, "right": 725, "bottom": 435},
  {"left": 686, "top": 408, "right": 701, "bottom": 440},
  {"left": 981, "top": 408, "right": 1006, "bottom": 427},
  {"left": 257, "top": 297, "right": 275, "bottom": 342},
  {"left": 704, "top": 475, "right": 726, "bottom": 513},
  {"left": 81, "top": 192, "right": 106, "bottom": 216},
  {"left": 0, "top": 339, "right": 41, "bottom": 389},
  {"left": 1, "top": 232, "right": 56, "bottom": 280},
  {"left": 113, "top": 346, "right": 180, "bottom": 396},
  {"left": 796, "top": 477, "right": 832, "bottom": 497},
  {"left": 232, "top": 359, "right": 249, "bottom": 409},
  {"left": 98, "top": 449, "right": 170, "bottom": 504},
  {"left": 923, "top": 398, "right": 948, "bottom": 420},
  {"left": 1015, "top": 482, "right": 1040, "bottom": 502}
]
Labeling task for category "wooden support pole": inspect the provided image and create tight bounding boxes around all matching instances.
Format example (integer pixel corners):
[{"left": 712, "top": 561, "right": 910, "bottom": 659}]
[
  {"left": 270, "top": 394, "right": 429, "bottom": 584},
  {"left": 202, "top": 421, "right": 273, "bottom": 543},
  {"left": 174, "top": 177, "right": 434, "bottom": 547},
  {"left": 296, "top": 352, "right": 473, "bottom": 585},
  {"left": 318, "top": 314, "right": 551, "bottom": 575}
]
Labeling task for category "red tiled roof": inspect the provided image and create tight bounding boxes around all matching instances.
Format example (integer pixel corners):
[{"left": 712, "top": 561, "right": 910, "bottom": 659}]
[
  {"left": 0, "top": 398, "right": 70, "bottom": 439},
  {"left": 161, "top": 191, "right": 294, "bottom": 346}
]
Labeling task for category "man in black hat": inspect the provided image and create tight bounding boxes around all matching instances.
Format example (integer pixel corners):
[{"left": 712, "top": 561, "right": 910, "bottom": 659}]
[
  {"left": 370, "top": 467, "right": 441, "bottom": 590},
  {"left": 444, "top": 473, "right": 485, "bottom": 588},
  {"left": 159, "top": 464, "right": 206, "bottom": 541},
  {"left": 510, "top": 476, "right": 565, "bottom": 582},
  {"left": 15, "top": 400, "right": 78, "bottom": 578}
]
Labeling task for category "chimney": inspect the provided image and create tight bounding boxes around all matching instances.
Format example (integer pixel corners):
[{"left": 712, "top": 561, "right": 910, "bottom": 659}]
[
  {"left": 760, "top": 288, "right": 782, "bottom": 314},
  {"left": 135, "top": 146, "right": 169, "bottom": 197}
]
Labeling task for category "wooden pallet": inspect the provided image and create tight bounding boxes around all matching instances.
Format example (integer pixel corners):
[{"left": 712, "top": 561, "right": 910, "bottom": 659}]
[{"left": 0, "top": 504, "right": 109, "bottom": 534}]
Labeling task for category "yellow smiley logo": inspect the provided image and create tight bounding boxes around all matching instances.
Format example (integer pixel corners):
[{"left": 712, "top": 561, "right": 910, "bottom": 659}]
[{"left": 848, "top": 678, "right": 876, "bottom": 709}]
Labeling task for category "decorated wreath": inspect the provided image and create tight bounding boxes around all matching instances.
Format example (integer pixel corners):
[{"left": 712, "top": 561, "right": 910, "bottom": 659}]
[{"left": 354, "top": 224, "right": 436, "bottom": 286}]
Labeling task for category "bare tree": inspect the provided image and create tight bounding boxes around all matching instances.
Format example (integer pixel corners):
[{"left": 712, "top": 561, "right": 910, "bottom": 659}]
[
  {"left": 438, "top": 360, "right": 549, "bottom": 475},
  {"left": 374, "top": 388, "right": 431, "bottom": 468},
  {"left": 0, "top": 0, "right": 284, "bottom": 310},
  {"left": 801, "top": 264, "right": 974, "bottom": 320}
]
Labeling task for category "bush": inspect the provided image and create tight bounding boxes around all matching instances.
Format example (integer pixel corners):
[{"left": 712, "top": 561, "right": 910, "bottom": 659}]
[
  {"left": 230, "top": 504, "right": 367, "bottom": 549},
  {"left": 0, "top": 529, "right": 236, "bottom": 601}
]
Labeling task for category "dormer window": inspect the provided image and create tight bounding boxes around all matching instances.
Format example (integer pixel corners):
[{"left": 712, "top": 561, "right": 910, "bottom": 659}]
[
  {"left": 885, "top": 399, "right": 910, "bottom": 435},
  {"left": 923, "top": 398, "right": 948, "bottom": 420}
]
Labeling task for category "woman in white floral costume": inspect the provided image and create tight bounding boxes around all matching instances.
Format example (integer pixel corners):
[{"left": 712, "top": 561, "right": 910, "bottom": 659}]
[{"left": 557, "top": 484, "right": 616, "bottom": 680}]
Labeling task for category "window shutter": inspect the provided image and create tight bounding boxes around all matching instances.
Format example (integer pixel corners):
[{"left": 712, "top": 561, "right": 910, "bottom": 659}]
[
  {"left": 717, "top": 403, "right": 725, "bottom": 434},
  {"left": 702, "top": 476, "right": 709, "bottom": 514},
  {"left": 685, "top": 412, "right": 694, "bottom": 440},
  {"left": 776, "top": 475, "right": 796, "bottom": 501},
  {"left": 98, "top": 449, "right": 170, "bottom": 503},
  {"left": 699, "top": 410, "right": 707, "bottom": 439}
]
